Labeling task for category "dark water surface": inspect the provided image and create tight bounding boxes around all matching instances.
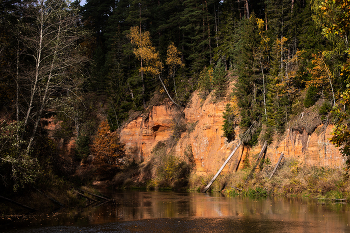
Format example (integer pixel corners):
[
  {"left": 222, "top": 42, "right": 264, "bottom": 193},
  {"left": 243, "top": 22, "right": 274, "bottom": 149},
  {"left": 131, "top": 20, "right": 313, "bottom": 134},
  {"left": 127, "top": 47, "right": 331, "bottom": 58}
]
[{"left": 2, "top": 191, "right": 350, "bottom": 232}]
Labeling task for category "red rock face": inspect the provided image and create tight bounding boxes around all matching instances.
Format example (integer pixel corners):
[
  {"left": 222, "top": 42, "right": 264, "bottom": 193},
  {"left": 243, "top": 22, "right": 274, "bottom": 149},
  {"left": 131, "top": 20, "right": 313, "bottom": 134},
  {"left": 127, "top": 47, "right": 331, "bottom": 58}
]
[
  {"left": 119, "top": 91, "right": 345, "bottom": 174},
  {"left": 119, "top": 104, "right": 177, "bottom": 162}
]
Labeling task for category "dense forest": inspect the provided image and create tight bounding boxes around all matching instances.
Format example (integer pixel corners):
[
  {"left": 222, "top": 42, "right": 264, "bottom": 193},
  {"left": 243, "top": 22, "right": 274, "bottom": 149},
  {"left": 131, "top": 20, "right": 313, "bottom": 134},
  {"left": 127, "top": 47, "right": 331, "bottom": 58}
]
[{"left": 1, "top": 0, "right": 350, "bottom": 195}]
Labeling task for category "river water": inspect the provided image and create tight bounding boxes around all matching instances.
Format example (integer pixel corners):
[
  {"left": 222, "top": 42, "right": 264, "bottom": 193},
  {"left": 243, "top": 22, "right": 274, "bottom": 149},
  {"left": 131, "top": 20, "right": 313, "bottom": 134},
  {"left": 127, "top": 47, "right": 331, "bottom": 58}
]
[{"left": 2, "top": 191, "right": 350, "bottom": 232}]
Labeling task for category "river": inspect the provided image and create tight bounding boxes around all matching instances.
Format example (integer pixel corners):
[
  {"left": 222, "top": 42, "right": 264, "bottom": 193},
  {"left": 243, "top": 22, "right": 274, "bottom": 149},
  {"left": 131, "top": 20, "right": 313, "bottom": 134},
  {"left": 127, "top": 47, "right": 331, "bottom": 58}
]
[{"left": 2, "top": 191, "right": 350, "bottom": 232}]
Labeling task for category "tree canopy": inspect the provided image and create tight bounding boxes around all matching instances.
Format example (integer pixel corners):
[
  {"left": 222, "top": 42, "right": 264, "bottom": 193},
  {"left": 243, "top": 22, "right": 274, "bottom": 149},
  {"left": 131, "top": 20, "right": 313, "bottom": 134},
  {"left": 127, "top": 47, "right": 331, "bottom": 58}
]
[{"left": 3, "top": 0, "right": 350, "bottom": 191}]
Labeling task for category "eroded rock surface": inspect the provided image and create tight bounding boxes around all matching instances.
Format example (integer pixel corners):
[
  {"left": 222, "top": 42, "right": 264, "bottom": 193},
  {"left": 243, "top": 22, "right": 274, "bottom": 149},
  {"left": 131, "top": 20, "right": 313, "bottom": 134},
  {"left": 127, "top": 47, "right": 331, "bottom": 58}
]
[{"left": 120, "top": 90, "right": 344, "bottom": 174}]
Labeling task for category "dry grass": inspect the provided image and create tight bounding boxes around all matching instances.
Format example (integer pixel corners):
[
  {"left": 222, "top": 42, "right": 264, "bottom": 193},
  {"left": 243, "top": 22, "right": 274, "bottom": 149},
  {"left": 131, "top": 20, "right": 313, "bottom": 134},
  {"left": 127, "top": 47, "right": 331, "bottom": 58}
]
[{"left": 191, "top": 158, "right": 350, "bottom": 200}]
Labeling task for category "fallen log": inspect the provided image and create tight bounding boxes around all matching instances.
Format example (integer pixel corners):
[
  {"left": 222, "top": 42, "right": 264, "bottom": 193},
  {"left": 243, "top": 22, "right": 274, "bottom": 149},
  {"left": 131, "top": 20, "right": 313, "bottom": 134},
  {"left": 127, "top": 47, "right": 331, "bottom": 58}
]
[
  {"left": 79, "top": 189, "right": 111, "bottom": 201},
  {"left": 202, "top": 141, "right": 242, "bottom": 193},
  {"left": 234, "top": 149, "right": 244, "bottom": 172},
  {"left": 269, "top": 152, "right": 284, "bottom": 179},
  {"left": 34, "top": 188, "right": 64, "bottom": 207},
  {"left": 245, "top": 141, "right": 267, "bottom": 183},
  {"left": 74, "top": 191, "right": 98, "bottom": 202},
  {"left": 0, "top": 195, "right": 36, "bottom": 212},
  {"left": 202, "top": 124, "right": 255, "bottom": 193}
]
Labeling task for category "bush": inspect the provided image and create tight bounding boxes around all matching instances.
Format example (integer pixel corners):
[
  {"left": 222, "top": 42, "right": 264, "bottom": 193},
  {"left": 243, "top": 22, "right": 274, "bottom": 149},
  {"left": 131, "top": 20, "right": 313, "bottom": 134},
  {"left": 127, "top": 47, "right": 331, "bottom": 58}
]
[
  {"left": 319, "top": 101, "right": 332, "bottom": 121},
  {"left": 156, "top": 154, "right": 191, "bottom": 189},
  {"left": 243, "top": 187, "right": 268, "bottom": 198}
]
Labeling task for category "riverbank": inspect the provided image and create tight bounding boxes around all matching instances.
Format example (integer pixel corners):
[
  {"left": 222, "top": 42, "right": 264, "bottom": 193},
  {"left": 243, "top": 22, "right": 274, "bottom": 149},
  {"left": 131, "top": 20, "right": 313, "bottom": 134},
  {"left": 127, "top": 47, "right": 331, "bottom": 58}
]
[
  {"left": 189, "top": 158, "right": 349, "bottom": 200},
  {"left": 104, "top": 155, "right": 350, "bottom": 201},
  {"left": 3, "top": 156, "right": 348, "bottom": 218}
]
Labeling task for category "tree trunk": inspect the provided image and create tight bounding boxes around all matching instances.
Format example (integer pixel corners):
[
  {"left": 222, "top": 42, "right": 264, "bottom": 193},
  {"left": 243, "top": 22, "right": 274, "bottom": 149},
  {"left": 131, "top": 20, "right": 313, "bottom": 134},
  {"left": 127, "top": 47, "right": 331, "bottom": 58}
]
[
  {"left": 27, "top": 12, "right": 62, "bottom": 155},
  {"left": 245, "top": 0, "right": 250, "bottom": 18},
  {"left": 158, "top": 75, "right": 181, "bottom": 107},
  {"left": 269, "top": 152, "right": 284, "bottom": 179},
  {"left": 245, "top": 141, "right": 267, "bottom": 183},
  {"left": 202, "top": 141, "right": 242, "bottom": 193},
  {"left": 261, "top": 61, "right": 267, "bottom": 120}
]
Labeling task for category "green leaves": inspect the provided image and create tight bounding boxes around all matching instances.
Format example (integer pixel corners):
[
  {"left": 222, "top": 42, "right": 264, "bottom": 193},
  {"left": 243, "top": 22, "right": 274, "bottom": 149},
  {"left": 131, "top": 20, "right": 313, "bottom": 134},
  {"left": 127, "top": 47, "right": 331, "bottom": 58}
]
[{"left": 0, "top": 121, "right": 39, "bottom": 191}]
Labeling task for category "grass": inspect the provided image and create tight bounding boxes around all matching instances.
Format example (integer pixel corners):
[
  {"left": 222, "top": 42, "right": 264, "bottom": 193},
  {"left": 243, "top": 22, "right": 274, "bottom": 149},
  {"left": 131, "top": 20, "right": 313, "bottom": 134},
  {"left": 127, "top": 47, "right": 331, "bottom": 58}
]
[{"left": 189, "top": 158, "right": 350, "bottom": 200}]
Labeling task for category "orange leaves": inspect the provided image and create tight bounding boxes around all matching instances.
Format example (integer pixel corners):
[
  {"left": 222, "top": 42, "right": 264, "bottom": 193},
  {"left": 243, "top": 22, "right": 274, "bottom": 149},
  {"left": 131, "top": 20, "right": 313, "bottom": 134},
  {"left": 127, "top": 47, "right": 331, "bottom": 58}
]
[
  {"left": 90, "top": 120, "right": 125, "bottom": 166},
  {"left": 128, "top": 26, "right": 151, "bottom": 48},
  {"left": 307, "top": 53, "right": 332, "bottom": 89}
]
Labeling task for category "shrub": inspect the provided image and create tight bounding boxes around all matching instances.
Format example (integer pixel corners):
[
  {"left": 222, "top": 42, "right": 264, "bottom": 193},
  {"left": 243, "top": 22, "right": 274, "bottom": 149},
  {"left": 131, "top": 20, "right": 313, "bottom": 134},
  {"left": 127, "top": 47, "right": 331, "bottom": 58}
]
[
  {"left": 319, "top": 101, "right": 332, "bottom": 121},
  {"left": 156, "top": 154, "right": 191, "bottom": 189},
  {"left": 243, "top": 187, "right": 268, "bottom": 198}
]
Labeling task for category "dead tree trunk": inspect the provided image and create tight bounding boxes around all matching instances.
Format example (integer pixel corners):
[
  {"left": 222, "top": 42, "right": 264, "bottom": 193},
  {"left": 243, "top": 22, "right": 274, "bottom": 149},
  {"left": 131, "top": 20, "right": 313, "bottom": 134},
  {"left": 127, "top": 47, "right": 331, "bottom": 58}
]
[
  {"left": 269, "top": 152, "right": 284, "bottom": 179},
  {"left": 202, "top": 141, "right": 242, "bottom": 193},
  {"left": 245, "top": 141, "right": 267, "bottom": 183}
]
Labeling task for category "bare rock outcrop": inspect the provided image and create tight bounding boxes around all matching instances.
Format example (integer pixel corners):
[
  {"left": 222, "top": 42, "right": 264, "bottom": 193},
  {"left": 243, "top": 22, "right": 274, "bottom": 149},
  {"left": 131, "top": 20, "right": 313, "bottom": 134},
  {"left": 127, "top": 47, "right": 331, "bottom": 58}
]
[{"left": 119, "top": 90, "right": 345, "bottom": 175}]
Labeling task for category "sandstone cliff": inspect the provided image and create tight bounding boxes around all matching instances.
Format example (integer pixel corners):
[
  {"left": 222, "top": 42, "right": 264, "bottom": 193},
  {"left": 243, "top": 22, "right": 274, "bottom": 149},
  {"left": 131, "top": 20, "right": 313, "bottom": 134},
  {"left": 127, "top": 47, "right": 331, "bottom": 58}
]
[{"left": 119, "top": 88, "right": 345, "bottom": 175}]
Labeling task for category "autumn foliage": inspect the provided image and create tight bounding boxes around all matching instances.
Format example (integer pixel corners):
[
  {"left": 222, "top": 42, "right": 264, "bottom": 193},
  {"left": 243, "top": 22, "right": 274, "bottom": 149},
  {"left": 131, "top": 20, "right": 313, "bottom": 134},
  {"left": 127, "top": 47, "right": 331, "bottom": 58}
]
[
  {"left": 90, "top": 120, "right": 125, "bottom": 166},
  {"left": 127, "top": 26, "right": 163, "bottom": 77}
]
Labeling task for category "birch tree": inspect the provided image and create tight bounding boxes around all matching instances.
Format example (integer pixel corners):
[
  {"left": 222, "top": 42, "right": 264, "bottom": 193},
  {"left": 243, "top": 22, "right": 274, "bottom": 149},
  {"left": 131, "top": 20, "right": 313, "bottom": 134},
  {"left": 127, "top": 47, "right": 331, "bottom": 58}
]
[
  {"left": 128, "top": 26, "right": 181, "bottom": 107},
  {"left": 20, "top": 0, "right": 86, "bottom": 155},
  {"left": 0, "top": 0, "right": 86, "bottom": 190},
  {"left": 166, "top": 42, "right": 184, "bottom": 98}
]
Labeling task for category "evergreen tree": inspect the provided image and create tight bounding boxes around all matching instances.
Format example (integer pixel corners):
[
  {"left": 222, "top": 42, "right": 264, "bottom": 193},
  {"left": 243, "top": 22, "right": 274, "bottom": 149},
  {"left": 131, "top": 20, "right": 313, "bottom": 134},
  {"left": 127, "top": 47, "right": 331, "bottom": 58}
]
[
  {"left": 233, "top": 14, "right": 263, "bottom": 145},
  {"left": 180, "top": 0, "right": 218, "bottom": 73}
]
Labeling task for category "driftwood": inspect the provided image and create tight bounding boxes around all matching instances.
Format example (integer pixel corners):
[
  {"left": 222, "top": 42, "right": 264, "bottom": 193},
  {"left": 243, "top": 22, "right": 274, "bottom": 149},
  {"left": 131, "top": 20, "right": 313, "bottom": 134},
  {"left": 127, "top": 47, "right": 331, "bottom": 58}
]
[
  {"left": 0, "top": 195, "right": 36, "bottom": 212},
  {"left": 87, "top": 200, "right": 111, "bottom": 208},
  {"left": 75, "top": 191, "right": 98, "bottom": 202},
  {"left": 34, "top": 188, "right": 64, "bottom": 207},
  {"left": 245, "top": 141, "right": 267, "bottom": 183},
  {"left": 79, "top": 189, "right": 111, "bottom": 201},
  {"left": 202, "top": 141, "right": 242, "bottom": 193},
  {"left": 269, "top": 152, "right": 284, "bottom": 179}
]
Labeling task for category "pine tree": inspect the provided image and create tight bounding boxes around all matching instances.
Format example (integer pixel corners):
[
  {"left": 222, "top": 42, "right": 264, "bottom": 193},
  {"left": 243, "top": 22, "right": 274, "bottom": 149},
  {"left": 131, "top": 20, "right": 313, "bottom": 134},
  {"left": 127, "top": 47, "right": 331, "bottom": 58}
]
[{"left": 233, "top": 14, "right": 263, "bottom": 145}]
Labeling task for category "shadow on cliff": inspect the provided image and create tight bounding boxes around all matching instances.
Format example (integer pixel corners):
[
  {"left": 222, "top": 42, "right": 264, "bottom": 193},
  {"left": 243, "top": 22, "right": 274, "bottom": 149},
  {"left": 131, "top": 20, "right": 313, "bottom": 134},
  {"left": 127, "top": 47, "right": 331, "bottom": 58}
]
[{"left": 108, "top": 141, "right": 194, "bottom": 191}]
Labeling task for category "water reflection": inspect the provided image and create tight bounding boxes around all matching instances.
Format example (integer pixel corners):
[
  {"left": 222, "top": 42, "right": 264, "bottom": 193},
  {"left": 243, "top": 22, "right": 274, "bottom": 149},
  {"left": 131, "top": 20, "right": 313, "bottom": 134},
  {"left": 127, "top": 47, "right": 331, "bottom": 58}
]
[
  {"left": 105, "top": 191, "right": 350, "bottom": 223},
  {"left": 3, "top": 191, "right": 350, "bottom": 232}
]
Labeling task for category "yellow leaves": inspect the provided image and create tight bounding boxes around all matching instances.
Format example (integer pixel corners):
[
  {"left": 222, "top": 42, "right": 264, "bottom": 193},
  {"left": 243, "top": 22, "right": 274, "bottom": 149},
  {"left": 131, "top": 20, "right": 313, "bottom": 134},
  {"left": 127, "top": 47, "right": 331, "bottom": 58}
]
[
  {"left": 256, "top": 18, "right": 265, "bottom": 30},
  {"left": 128, "top": 26, "right": 162, "bottom": 77},
  {"left": 339, "top": 89, "right": 350, "bottom": 105},
  {"left": 128, "top": 26, "right": 152, "bottom": 49},
  {"left": 230, "top": 96, "right": 240, "bottom": 116},
  {"left": 314, "top": 0, "right": 350, "bottom": 39},
  {"left": 128, "top": 28, "right": 185, "bottom": 81},
  {"left": 166, "top": 42, "right": 184, "bottom": 77}
]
